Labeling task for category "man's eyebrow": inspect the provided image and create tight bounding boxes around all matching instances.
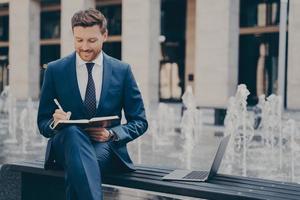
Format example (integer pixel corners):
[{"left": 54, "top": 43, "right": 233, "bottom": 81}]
[{"left": 74, "top": 37, "right": 98, "bottom": 40}]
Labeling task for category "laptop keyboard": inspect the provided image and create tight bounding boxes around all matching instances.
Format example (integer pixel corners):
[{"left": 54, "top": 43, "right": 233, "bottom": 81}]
[{"left": 183, "top": 171, "right": 209, "bottom": 179}]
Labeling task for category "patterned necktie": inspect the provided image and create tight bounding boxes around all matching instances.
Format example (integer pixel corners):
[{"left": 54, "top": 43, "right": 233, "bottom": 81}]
[{"left": 84, "top": 62, "right": 96, "bottom": 118}]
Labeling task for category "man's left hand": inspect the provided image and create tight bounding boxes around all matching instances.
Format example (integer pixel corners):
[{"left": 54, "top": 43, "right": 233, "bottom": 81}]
[{"left": 85, "top": 127, "right": 111, "bottom": 142}]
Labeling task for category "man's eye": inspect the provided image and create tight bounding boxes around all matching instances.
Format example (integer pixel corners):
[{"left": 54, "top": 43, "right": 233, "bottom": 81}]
[
  {"left": 89, "top": 40, "right": 97, "bottom": 43},
  {"left": 77, "top": 40, "right": 82, "bottom": 42}
]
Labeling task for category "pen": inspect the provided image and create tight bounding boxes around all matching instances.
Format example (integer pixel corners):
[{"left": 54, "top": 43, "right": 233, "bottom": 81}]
[
  {"left": 54, "top": 98, "right": 64, "bottom": 111},
  {"left": 54, "top": 99, "right": 72, "bottom": 120}
]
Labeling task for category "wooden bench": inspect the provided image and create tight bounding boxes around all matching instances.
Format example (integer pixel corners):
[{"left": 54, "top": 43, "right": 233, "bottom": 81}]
[{"left": 1, "top": 160, "right": 300, "bottom": 200}]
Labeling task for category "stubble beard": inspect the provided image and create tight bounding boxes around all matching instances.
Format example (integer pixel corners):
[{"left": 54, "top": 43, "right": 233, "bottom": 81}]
[{"left": 78, "top": 48, "right": 101, "bottom": 62}]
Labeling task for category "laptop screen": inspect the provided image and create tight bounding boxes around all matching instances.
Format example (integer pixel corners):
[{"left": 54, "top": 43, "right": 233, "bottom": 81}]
[{"left": 207, "top": 135, "right": 231, "bottom": 179}]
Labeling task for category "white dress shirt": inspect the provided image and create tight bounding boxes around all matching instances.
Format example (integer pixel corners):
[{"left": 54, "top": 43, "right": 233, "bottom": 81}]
[{"left": 76, "top": 51, "right": 103, "bottom": 108}]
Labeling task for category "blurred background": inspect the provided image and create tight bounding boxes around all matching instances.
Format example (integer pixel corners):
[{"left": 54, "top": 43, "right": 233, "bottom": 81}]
[
  {"left": 0, "top": 0, "right": 300, "bottom": 199},
  {"left": 0, "top": 0, "right": 298, "bottom": 111}
]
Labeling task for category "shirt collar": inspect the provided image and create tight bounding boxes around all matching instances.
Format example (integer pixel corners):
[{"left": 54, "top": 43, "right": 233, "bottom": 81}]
[{"left": 76, "top": 51, "right": 103, "bottom": 68}]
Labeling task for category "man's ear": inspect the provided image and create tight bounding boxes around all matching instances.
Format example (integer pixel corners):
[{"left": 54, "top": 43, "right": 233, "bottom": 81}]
[{"left": 103, "top": 30, "right": 108, "bottom": 42}]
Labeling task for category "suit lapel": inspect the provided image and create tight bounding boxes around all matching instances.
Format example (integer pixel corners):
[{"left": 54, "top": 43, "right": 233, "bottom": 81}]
[
  {"left": 96, "top": 53, "right": 112, "bottom": 115},
  {"left": 67, "top": 52, "right": 89, "bottom": 117}
]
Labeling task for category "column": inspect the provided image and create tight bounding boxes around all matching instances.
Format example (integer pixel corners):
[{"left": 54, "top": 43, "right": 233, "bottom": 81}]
[
  {"left": 122, "top": 0, "right": 160, "bottom": 107},
  {"left": 9, "top": 0, "right": 40, "bottom": 99},
  {"left": 194, "top": 0, "right": 239, "bottom": 108},
  {"left": 287, "top": 0, "right": 300, "bottom": 109},
  {"left": 60, "top": 0, "right": 95, "bottom": 57},
  {"left": 185, "top": 0, "right": 196, "bottom": 89}
]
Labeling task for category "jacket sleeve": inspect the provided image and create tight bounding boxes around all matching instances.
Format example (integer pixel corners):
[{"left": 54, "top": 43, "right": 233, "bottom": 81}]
[
  {"left": 110, "top": 65, "right": 148, "bottom": 145},
  {"left": 37, "top": 65, "right": 57, "bottom": 138}
]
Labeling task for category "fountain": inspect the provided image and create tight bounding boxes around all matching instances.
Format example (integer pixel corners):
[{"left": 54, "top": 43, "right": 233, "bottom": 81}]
[
  {"left": 283, "top": 119, "right": 297, "bottom": 182},
  {"left": 0, "top": 82, "right": 299, "bottom": 184},
  {"left": 0, "top": 86, "right": 46, "bottom": 163},
  {"left": 4, "top": 86, "right": 18, "bottom": 145},
  {"left": 155, "top": 103, "right": 176, "bottom": 146},
  {"left": 0, "top": 85, "right": 10, "bottom": 114},
  {"left": 19, "top": 98, "right": 47, "bottom": 153},
  {"left": 0, "top": 86, "right": 9, "bottom": 136},
  {"left": 180, "top": 85, "right": 202, "bottom": 169},
  {"left": 222, "top": 84, "right": 300, "bottom": 182},
  {"left": 223, "top": 84, "right": 254, "bottom": 176}
]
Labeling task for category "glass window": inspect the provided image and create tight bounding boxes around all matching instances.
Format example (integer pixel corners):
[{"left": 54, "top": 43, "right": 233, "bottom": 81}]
[
  {"left": 40, "top": 45, "right": 60, "bottom": 88},
  {"left": 239, "top": 0, "right": 286, "bottom": 105},
  {"left": 159, "top": 0, "right": 186, "bottom": 102},
  {"left": 0, "top": 15, "right": 8, "bottom": 41},
  {"left": 0, "top": 3, "right": 8, "bottom": 9},
  {"left": 97, "top": 5, "right": 122, "bottom": 36},
  {"left": 40, "top": 11, "right": 60, "bottom": 39},
  {"left": 103, "top": 42, "right": 121, "bottom": 60},
  {"left": 40, "top": 0, "right": 60, "bottom": 5},
  {"left": 240, "top": 0, "right": 280, "bottom": 27},
  {"left": 96, "top": 4, "right": 122, "bottom": 60},
  {"left": 239, "top": 34, "right": 280, "bottom": 105},
  {"left": 0, "top": 47, "right": 8, "bottom": 92}
]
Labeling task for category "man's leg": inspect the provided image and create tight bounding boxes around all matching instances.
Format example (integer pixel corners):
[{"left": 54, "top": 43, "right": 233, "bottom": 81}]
[
  {"left": 51, "top": 126, "right": 102, "bottom": 200},
  {"left": 92, "top": 142, "right": 123, "bottom": 174}
]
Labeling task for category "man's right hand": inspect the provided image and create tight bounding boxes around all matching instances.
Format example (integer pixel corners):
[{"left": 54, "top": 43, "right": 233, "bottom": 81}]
[{"left": 53, "top": 109, "right": 71, "bottom": 125}]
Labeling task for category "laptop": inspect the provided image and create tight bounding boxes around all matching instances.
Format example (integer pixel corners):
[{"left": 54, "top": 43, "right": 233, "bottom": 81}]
[{"left": 162, "top": 135, "right": 231, "bottom": 182}]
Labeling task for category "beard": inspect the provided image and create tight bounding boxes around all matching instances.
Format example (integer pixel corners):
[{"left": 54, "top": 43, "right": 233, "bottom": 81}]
[{"left": 77, "top": 48, "right": 101, "bottom": 62}]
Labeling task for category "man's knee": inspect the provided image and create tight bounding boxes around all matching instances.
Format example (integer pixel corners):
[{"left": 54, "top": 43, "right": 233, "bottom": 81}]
[
  {"left": 95, "top": 143, "right": 115, "bottom": 172},
  {"left": 59, "top": 125, "right": 85, "bottom": 138},
  {"left": 59, "top": 125, "right": 81, "bottom": 135},
  {"left": 55, "top": 125, "right": 89, "bottom": 146}
]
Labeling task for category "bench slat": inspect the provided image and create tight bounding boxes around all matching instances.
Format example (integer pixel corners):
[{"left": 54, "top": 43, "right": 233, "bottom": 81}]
[
  {"left": 209, "top": 180, "right": 300, "bottom": 200},
  {"left": 217, "top": 174, "right": 300, "bottom": 187},
  {"left": 115, "top": 172, "right": 300, "bottom": 200},
  {"left": 135, "top": 165, "right": 300, "bottom": 192},
  {"left": 121, "top": 169, "right": 300, "bottom": 194},
  {"left": 4, "top": 161, "right": 300, "bottom": 200},
  {"left": 104, "top": 174, "right": 283, "bottom": 200},
  {"left": 211, "top": 177, "right": 300, "bottom": 192}
]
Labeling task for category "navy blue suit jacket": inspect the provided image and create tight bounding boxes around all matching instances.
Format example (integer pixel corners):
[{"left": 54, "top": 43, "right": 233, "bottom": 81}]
[{"left": 37, "top": 52, "right": 148, "bottom": 170}]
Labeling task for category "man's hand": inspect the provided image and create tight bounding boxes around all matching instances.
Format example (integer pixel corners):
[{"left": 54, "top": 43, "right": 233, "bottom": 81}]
[
  {"left": 85, "top": 127, "right": 111, "bottom": 142},
  {"left": 53, "top": 109, "right": 70, "bottom": 125}
]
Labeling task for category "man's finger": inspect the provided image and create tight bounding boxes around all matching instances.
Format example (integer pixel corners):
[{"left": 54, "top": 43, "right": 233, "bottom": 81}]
[
  {"left": 89, "top": 133, "right": 106, "bottom": 139},
  {"left": 53, "top": 113, "right": 68, "bottom": 120},
  {"left": 88, "top": 132, "right": 106, "bottom": 137},
  {"left": 55, "top": 109, "right": 67, "bottom": 115},
  {"left": 85, "top": 130, "right": 106, "bottom": 134},
  {"left": 85, "top": 127, "right": 105, "bottom": 131},
  {"left": 53, "top": 113, "right": 66, "bottom": 117}
]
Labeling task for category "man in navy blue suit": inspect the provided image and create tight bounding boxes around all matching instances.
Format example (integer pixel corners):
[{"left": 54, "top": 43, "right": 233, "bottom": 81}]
[{"left": 37, "top": 8, "right": 148, "bottom": 200}]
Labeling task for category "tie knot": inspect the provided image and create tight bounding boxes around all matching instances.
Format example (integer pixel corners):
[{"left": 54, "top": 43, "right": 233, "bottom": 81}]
[{"left": 85, "top": 63, "right": 95, "bottom": 74}]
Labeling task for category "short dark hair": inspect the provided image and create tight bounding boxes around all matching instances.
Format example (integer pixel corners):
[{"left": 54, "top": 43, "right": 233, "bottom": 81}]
[{"left": 71, "top": 8, "right": 107, "bottom": 34}]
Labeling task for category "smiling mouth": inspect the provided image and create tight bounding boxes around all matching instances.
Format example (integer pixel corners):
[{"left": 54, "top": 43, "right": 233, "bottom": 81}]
[{"left": 81, "top": 51, "right": 92, "bottom": 55}]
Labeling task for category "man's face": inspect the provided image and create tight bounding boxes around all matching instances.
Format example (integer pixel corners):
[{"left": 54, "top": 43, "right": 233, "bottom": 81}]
[{"left": 73, "top": 25, "right": 107, "bottom": 62}]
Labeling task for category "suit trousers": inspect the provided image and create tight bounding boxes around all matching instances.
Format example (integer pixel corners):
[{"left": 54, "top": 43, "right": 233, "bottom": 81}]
[{"left": 51, "top": 125, "right": 122, "bottom": 200}]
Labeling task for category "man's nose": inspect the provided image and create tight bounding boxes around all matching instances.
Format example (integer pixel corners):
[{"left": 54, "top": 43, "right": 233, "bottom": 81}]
[{"left": 81, "top": 42, "right": 89, "bottom": 51}]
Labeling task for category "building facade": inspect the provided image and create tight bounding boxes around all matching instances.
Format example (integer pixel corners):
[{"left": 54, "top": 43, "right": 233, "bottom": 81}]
[{"left": 0, "top": 0, "right": 299, "bottom": 110}]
